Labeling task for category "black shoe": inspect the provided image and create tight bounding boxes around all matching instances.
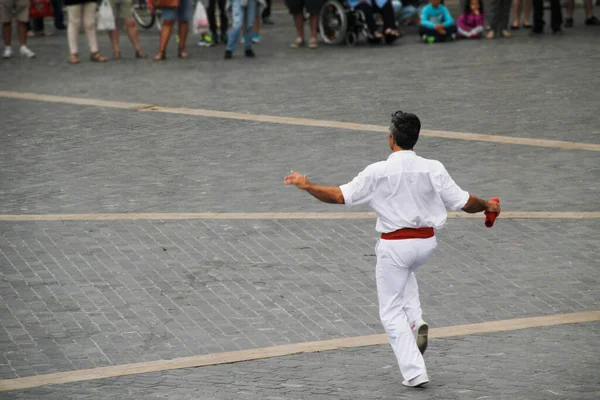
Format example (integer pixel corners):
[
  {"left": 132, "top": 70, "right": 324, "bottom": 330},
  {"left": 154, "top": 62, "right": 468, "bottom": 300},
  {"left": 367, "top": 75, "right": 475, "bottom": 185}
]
[
  {"left": 245, "top": 48, "right": 255, "bottom": 58},
  {"left": 224, "top": 50, "right": 232, "bottom": 59},
  {"left": 585, "top": 16, "right": 600, "bottom": 25}
]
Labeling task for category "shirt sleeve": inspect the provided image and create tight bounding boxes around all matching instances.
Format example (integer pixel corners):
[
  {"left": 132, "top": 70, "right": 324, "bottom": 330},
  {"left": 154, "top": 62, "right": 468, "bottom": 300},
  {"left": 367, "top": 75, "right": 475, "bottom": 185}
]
[
  {"left": 339, "top": 166, "right": 377, "bottom": 207},
  {"left": 442, "top": 6, "right": 455, "bottom": 26},
  {"left": 420, "top": 6, "right": 436, "bottom": 29},
  {"left": 436, "top": 163, "right": 469, "bottom": 211}
]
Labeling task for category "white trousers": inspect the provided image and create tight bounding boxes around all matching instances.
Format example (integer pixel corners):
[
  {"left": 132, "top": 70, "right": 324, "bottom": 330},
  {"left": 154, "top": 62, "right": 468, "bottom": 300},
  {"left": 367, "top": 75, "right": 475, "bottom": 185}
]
[{"left": 375, "top": 236, "right": 437, "bottom": 381}]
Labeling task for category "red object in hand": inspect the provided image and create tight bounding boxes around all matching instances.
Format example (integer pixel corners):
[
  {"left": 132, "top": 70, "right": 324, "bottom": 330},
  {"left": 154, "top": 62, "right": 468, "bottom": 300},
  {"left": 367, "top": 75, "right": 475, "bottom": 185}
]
[
  {"left": 484, "top": 197, "right": 500, "bottom": 228},
  {"left": 30, "top": 0, "right": 53, "bottom": 19}
]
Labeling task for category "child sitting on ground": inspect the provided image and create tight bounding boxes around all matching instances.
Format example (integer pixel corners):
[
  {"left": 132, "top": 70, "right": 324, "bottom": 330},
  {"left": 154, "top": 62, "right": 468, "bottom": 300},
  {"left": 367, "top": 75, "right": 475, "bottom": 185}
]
[
  {"left": 419, "top": 0, "right": 456, "bottom": 42},
  {"left": 457, "top": 0, "right": 485, "bottom": 38}
]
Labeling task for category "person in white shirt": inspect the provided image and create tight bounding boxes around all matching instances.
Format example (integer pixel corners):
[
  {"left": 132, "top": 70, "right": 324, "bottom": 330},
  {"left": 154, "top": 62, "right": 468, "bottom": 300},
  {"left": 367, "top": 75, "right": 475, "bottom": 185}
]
[{"left": 284, "top": 110, "right": 500, "bottom": 388}]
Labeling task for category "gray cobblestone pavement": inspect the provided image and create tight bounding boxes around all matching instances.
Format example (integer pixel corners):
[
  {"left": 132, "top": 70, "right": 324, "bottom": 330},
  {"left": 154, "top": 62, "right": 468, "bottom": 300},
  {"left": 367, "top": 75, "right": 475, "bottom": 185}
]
[
  {"left": 0, "top": 218, "right": 598, "bottom": 381},
  {"left": 2, "top": 322, "right": 599, "bottom": 399}
]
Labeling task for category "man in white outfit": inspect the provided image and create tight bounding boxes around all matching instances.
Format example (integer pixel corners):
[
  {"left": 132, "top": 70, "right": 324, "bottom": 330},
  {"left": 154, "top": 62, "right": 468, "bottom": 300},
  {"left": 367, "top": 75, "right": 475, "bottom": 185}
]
[{"left": 284, "top": 110, "right": 500, "bottom": 387}]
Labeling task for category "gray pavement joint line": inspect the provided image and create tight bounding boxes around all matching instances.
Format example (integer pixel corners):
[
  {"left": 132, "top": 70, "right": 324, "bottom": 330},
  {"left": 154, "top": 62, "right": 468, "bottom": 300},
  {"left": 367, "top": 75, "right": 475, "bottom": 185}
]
[
  {"left": 1, "top": 90, "right": 599, "bottom": 151},
  {"left": 0, "top": 310, "right": 598, "bottom": 392},
  {"left": 0, "top": 212, "right": 599, "bottom": 221}
]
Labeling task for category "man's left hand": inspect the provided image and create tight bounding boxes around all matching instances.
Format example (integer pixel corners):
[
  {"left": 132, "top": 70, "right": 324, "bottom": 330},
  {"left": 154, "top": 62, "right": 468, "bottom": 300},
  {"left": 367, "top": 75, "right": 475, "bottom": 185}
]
[{"left": 284, "top": 170, "right": 311, "bottom": 190}]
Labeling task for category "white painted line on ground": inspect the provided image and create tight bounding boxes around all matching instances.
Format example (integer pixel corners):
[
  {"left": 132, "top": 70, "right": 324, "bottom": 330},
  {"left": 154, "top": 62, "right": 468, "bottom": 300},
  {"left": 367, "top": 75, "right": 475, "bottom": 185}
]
[
  {"left": 0, "top": 212, "right": 599, "bottom": 221},
  {"left": 0, "top": 310, "right": 598, "bottom": 391},
  {"left": 1, "top": 91, "right": 599, "bottom": 151}
]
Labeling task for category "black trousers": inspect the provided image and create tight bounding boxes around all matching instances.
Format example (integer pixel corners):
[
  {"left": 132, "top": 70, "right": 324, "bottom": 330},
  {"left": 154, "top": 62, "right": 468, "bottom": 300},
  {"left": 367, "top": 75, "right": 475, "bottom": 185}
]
[
  {"left": 208, "top": 0, "right": 229, "bottom": 36},
  {"left": 532, "top": 0, "right": 562, "bottom": 32},
  {"left": 419, "top": 24, "right": 457, "bottom": 40},
  {"left": 373, "top": 0, "right": 397, "bottom": 31},
  {"left": 262, "top": 0, "right": 272, "bottom": 20},
  {"left": 355, "top": 3, "right": 376, "bottom": 34}
]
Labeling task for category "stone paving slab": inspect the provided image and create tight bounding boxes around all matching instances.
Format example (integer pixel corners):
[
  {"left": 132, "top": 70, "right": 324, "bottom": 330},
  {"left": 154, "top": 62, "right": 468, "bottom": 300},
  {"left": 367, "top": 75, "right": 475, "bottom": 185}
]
[
  {"left": 0, "top": 218, "right": 598, "bottom": 380},
  {"left": 0, "top": 9, "right": 599, "bottom": 144},
  {"left": 1, "top": 101, "right": 599, "bottom": 214},
  {"left": 2, "top": 322, "right": 599, "bottom": 399}
]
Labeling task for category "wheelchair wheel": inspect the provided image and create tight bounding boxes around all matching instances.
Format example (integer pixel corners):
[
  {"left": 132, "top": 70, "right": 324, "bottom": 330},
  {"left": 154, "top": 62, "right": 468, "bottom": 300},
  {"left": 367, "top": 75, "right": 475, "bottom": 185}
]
[
  {"left": 345, "top": 32, "right": 357, "bottom": 46},
  {"left": 319, "top": 0, "right": 348, "bottom": 45}
]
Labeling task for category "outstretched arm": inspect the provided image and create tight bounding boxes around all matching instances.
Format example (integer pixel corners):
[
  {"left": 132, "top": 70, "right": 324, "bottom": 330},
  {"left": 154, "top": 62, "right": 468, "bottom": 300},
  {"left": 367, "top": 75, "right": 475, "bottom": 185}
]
[
  {"left": 284, "top": 171, "right": 345, "bottom": 204},
  {"left": 462, "top": 195, "right": 501, "bottom": 214}
]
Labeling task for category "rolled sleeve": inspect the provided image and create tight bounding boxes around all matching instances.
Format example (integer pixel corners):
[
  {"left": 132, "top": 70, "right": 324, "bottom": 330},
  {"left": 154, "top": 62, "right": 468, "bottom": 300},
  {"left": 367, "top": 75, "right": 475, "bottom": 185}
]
[
  {"left": 437, "top": 164, "right": 469, "bottom": 211},
  {"left": 339, "top": 165, "right": 379, "bottom": 207}
]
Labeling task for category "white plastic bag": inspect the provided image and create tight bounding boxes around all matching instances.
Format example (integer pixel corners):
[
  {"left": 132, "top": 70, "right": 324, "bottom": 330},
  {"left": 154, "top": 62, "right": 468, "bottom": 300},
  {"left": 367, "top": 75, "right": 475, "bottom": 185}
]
[
  {"left": 96, "top": 0, "right": 116, "bottom": 32},
  {"left": 193, "top": 1, "right": 209, "bottom": 35}
]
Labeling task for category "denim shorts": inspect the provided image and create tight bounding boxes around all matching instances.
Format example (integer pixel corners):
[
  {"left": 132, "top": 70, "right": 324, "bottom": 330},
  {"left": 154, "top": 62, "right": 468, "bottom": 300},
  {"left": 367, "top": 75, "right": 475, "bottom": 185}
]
[{"left": 161, "top": 0, "right": 193, "bottom": 21}]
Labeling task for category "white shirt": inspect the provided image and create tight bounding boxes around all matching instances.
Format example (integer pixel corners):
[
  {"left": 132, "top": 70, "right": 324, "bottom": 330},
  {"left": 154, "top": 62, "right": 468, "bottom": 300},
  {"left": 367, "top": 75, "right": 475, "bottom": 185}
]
[{"left": 339, "top": 151, "right": 470, "bottom": 233}]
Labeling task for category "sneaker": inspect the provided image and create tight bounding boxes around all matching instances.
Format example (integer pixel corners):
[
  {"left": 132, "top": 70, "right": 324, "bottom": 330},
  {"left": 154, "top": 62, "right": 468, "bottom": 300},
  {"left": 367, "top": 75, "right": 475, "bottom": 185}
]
[
  {"left": 564, "top": 18, "right": 574, "bottom": 28},
  {"left": 245, "top": 48, "right": 255, "bottom": 57},
  {"left": 224, "top": 50, "right": 232, "bottom": 59},
  {"left": 2, "top": 47, "right": 12, "bottom": 59},
  {"left": 402, "top": 372, "right": 429, "bottom": 388},
  {"left": 252, "top": 33, "right": 260, "bottom": 43},
  {"left": 426, "top": 35, "right": 435, "bottom": 43},
  {"left": 198, "top": 33, "right": 215, "bottom": 47},
  {"left": 20, "top": 45, "right": 36, "bottom": 59},
  {"left": 414, "top": 321, "right": 429, "bottom": 355},
  {"left": 585, "top": 16, "right": 600, "bottom": 25}
]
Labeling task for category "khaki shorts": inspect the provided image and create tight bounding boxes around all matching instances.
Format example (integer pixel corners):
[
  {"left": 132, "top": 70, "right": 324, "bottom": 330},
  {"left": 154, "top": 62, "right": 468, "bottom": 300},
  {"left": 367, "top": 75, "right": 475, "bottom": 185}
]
[
  {"left": 110, "top": 0, "right": 133, "bottom": 20},
  {"left": 0, "top": 0, "right": 31, "bottom": 23}
]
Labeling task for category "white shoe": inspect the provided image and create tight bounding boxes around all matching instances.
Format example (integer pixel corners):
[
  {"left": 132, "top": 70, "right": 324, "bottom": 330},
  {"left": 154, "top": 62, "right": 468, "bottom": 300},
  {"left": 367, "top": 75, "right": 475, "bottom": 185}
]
[
  {"left": 2, "top": 47, "right": 12, "bottom": 59},
  {"left": 402, "top": 372, "right": 429, "bottom": 387},
  {"left": 19, "top": 45, "right": 35, "bottom": 59},
  {"left": 414, "top": 320, "right": 429, "bottom": 355}
]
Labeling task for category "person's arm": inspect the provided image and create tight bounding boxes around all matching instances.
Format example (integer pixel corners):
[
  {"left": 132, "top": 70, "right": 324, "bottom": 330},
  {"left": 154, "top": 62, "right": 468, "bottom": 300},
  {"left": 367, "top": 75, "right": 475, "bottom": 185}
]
[
  {"left": 284, "top": 171, "right": 344, "bottom": 204},
  {"left": 442, "top": 5, "right": 455, "bottom": 27},
  {"left": 420, "top": 6, "right": 436, "bottom": 28},
  {"left": 462, "top": 194, "right": 500, "bottom": 214}
]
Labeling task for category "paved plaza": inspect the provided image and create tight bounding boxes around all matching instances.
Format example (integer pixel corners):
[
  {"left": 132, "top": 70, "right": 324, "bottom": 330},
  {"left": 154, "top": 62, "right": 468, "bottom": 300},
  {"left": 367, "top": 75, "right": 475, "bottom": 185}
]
[{"left": 1, "top": 4, "right": 600, "bottom": 399}]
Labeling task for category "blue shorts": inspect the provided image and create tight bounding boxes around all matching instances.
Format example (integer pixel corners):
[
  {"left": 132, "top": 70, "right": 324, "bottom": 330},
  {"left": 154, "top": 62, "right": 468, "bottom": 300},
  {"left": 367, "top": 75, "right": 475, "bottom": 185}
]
[{"left": 161, "top": 0, "right": 192, "bottom": 21}]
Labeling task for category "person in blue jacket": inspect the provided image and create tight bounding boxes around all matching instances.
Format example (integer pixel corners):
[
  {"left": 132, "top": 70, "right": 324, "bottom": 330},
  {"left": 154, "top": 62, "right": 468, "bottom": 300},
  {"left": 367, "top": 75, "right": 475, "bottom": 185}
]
[{"left": 418, "top": 0, "right": 456, "bottom": 42}]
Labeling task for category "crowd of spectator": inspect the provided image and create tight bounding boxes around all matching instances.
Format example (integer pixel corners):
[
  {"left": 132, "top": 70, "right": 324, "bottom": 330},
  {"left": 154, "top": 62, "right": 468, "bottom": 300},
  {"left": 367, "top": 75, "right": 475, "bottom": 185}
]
[{"left": 1, "top": 0, "right": 598, "bottom": 61}]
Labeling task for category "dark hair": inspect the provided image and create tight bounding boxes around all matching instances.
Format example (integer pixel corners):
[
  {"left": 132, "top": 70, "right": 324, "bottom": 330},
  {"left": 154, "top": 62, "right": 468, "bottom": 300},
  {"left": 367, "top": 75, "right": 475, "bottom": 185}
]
[
  {"left": 390, "top": 111, "right": 421, "bottom": 149},
  {"left": 464, "top": 0, "right": 483, "bottom": 14}
]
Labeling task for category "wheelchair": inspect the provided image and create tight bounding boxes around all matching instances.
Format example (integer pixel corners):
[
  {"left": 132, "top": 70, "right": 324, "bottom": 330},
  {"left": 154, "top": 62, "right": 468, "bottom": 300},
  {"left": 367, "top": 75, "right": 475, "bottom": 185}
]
[{"left": 318, "top": 0, "right": 383, "bottom": 46}]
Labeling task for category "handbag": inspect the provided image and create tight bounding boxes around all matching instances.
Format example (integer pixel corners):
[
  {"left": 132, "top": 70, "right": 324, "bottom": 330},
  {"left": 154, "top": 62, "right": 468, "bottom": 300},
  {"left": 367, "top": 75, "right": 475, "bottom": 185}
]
[
  {"left": 192, "top": 1, "right": 208, "bottom": 34},
  {"left": 154, "top": 0, "right": 180, "bottom": 8},
  {"left": 96, "top": 0, "right": 116, "bottom": 31},
  {"left": 29, "top": 0, "right": 54, "bottom": 19}
]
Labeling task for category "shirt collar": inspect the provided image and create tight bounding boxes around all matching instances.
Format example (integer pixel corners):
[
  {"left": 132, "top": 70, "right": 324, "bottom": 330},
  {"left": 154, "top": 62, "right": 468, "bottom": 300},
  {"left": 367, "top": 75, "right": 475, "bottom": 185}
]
[{"left": 388, "top": 150, "right": 415, "bottom": 160}]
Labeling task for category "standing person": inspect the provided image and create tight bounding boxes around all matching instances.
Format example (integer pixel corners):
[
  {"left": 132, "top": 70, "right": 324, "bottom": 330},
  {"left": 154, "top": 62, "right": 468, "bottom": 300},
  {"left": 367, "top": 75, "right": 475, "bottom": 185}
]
[
  {"left": 457, "top": 0, "right": 485, "bottom": 38},
  {"left": 153, "top": 0, "right": 192, "bottom": 60},
  {"left": 65, "top": 0, "right": 106, "bottom": 63},
  {"left": 564, "top": 0, "right": 600, "bottom": 27},
  {"left": 511, "top": 0, "right": 531, "bottom": 29},
  {"left": 29, "top": 0, "right": 67, "bottom": 35},
  {"left": 205, "top": 0, "right": 228, "bottom": 46},
  {"left": 108, "top": 0, "right": 147, "bottom": 59},
  {"left": 284, "top": 110, "right": 500, "bottom": 388},
  {"left": 286, "top": 0, "right": 323, "bottom": 48},
  {"left": 224, "top": 0, "right": 256, "bottom": 58},
  {"left": 531, "top": 0, "right": 561, "bottom": 34},
  {"left": 485, "top": 0, "right": 512, "bottom": 38},
  {"left": 1, "top": 0, "right": 36, "bottom": 58}
]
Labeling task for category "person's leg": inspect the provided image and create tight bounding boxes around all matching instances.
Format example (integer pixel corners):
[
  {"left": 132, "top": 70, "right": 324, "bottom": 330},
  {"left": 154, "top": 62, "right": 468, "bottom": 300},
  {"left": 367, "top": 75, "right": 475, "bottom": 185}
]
[
  {"left": 403, "top": 272, "right": 423, "bottom": 327},
  {"left": 32, "top": 17, "right": 43, "bottom": 33},
  {"left": 376, "top": 240, "right": 427, "bottom": 382},
  {"left": 243, "top": 0, "right": 255, "bottom": 49},
  {"left": 218, "top": 0, "right": 228, "bottom": 38},
  {"left": 2, "top": 22, "right": 10, "bottom": 47},
  {"left": 355, "top": 3, "right": 377, "bottom": 35},
  {"left": 124, "top": 18, "right": 144, "bottom": 55},
  {"left": 109, "top": 0, "right": 121, "bottom": 57},
  {"left": 155, "top": 20, "right": 174, "bottom": 57},
  {"left": 225, "top": 0, "right": 242, "bottom": 53},
  {"left": 253, "top": 12, "right": 260, "bottom": 34},
  {"left": 531, "top": 0, "right": 543, "bottom": 32},
  {"left": 374, "top": 1, "right": 398, "bottom": 33},
  {"left": 262, "top": 0, "right": 271, "bottom": 21},
  {"left": 548, "top": 0, "right": 561, "bottom": 32},
  {"left": 512, "top": 0, "right": 522, "bottom": 27},
  {"left": 82, "top": 2, "right": 99, "bottom": 53},
  {"left": 52, "top": 0, "right": 65, "bottom": 29},
  {"left": 66, "top": 5, "right": 81, "bottom": 58},
  {"left": 522, "top": 0, "right": 531, "bottom": 25},
  {"left": 488, "top": 0, "right": 501, "bottom": 35},
  {"left": 207, "top": 0, "right": 217, "bottom": 36}
]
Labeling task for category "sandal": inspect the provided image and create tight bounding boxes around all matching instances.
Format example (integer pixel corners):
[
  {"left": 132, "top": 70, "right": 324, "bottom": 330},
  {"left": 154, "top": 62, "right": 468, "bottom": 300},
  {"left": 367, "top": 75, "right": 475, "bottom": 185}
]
[
  {"left": 135, "top": 50, "right": 148, "bottom": 59},
  {"left": 90, "top": 52, "right": 107, "bottom": 62},
  {"left": 308, "top": 37, "right": 318, "bottom": 49},
  {"left": 501, "top": 29, "right": 511, "bottom": 38},
  {"left": 153, "top": 51, "right": 166, "bottom": 61},
  {"left": 68, "top": 53, "right": 80, "bottom": 64},
  {"left": 485, "top": 30, "right": 495, "bottom": 39},
  {"left": 290, "top": 37, "right": 305, "bottom": 48},
  {"left": 178, "top": 49, "right": 189, "bottom": 59}
]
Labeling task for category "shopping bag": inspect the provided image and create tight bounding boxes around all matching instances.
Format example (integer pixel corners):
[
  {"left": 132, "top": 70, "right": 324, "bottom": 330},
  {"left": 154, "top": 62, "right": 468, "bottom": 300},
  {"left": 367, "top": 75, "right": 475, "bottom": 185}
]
[
  {"left": 29, "top": 0, "right": 54, "bottom": 19},
  {"left": 96, "top": 0, "right": 116, "bottom": 31},
  {"left": 192, "top": 1, "right": 209, "bottom": 34}
]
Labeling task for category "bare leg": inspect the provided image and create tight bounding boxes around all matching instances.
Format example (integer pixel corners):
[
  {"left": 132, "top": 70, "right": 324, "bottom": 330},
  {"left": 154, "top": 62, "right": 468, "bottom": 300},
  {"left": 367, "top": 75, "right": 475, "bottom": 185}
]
[
  {"left": 523, "top": 0, "right": 532, "bottom": 25},
  {"left": 17, "top": 21, "right": 27, "bottom": 45},
  {"left": 124, "top": 18, "right": 144, "bottom": 54},
  {"left": 109, "top": 23, "right": 120, "bottom": 57},
  {"left": 2, "top": 23, "right": 10, "bottom": 46},
  {"left": 512, "top": 0, "right": 522, "bottom": 27},
  {"left": 155, "top": 19, "right": 174, "bottom": 58},
  {"left": 178, "top": 21, "right": 189, "bottom": 56},
  {"left": 294, "top": 13, "right": 304, "bottom": 39},
  {"left": 584, "top": 0, "right": 593, "bottom": 18},
  {"left": 254, "top": 13, "right": 260, "bottom": 34},
  {"left": 309, "top": 14, "right": 318, "bottom": 39},
  {"left": 567, "top": 0, "right": 574, "bottom": 18}
]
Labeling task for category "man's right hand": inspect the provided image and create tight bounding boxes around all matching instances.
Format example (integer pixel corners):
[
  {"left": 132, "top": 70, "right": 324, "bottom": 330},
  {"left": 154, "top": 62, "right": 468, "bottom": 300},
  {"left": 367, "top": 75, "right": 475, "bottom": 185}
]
[
  {"left": 435, "top": 24, "right": 446, "bottom": 34},
  {"left": 485, "top": 200, "right": 501, "bottom": 215}
]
